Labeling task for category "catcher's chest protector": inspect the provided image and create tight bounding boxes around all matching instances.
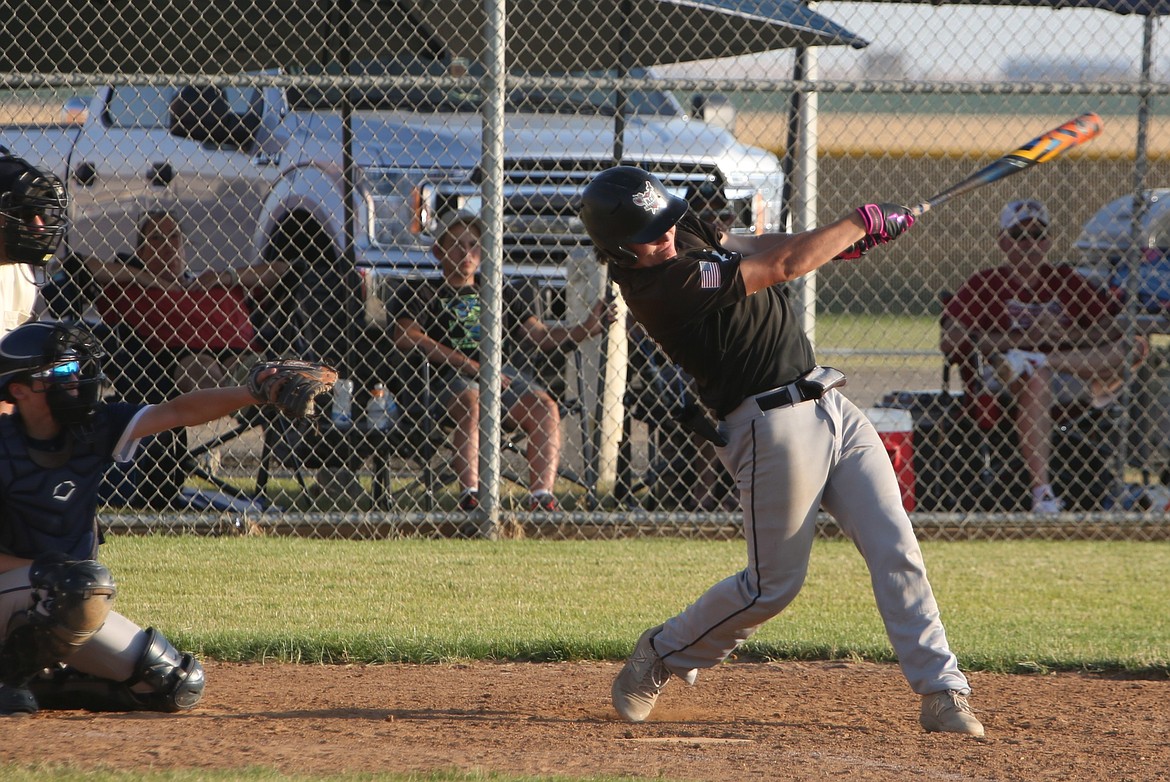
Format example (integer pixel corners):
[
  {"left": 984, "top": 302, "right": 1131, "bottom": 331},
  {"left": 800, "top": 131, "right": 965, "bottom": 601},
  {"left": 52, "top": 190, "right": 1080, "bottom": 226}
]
[{"left": 0, "top": 416, "right": 104, "bottom": 561}]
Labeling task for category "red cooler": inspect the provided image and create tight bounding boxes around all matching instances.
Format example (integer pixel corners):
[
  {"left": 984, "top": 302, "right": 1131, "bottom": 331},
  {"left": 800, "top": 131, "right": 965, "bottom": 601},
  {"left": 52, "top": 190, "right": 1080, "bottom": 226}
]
[{"left": 863, "top": 408, "right": 915, "bottom": 512}]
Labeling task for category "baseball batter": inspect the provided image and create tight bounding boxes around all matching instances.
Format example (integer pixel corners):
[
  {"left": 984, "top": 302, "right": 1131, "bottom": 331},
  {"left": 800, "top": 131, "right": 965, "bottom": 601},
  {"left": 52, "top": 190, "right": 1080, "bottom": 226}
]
[{"left": 579, "top": 166, "right": 984, "bottom": 736}]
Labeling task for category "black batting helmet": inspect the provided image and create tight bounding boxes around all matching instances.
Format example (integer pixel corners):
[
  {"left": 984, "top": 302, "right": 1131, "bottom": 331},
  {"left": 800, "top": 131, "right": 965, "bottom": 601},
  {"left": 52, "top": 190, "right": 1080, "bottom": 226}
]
[
  {"left": 0, "top": 155, "right": 68, "bottom": 267},
  {"left": 579, "top": 166, "right": 687, "bottom": 266},
  {"left": 0, "top": 321, "right": 106, "bottom": 425}
]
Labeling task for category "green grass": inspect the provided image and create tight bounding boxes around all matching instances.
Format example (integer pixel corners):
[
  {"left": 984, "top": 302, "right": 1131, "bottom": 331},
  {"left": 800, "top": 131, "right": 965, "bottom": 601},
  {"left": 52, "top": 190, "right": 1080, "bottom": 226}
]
[
  {"left": 814, "top": 313, "right": 939, "bottom": 354},
  {"left": 100, "top": 535, "right": 1170, "bottom": 675}
]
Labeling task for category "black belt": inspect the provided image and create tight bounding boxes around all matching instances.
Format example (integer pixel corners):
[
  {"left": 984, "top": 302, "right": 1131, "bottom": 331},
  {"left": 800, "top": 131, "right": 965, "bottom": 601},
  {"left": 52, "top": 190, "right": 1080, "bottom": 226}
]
[
  {"left": 753, "top": 366, "right": 848, "bottom": 412},
  {"left": 755, "top": 381, "right": 813, "bottom": 411}
]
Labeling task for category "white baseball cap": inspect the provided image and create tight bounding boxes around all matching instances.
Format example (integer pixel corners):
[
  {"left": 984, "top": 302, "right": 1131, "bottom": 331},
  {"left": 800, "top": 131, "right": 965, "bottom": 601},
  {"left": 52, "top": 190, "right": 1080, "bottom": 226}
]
[{"left": 999, "top": 199, "right": 1050, "bottom": 231}]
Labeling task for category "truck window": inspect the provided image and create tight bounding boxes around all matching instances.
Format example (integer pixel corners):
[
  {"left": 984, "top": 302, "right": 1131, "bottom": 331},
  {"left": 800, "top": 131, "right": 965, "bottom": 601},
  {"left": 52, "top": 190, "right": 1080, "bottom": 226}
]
[
  {"left": 106, "top": 85, "right": 257, "bottom": 131},
  {"left": 168, "top": 85, "right": 260, "bottom": 148},
  {"left": 106, "top": 85, "right": 172, "bottom": 128}
]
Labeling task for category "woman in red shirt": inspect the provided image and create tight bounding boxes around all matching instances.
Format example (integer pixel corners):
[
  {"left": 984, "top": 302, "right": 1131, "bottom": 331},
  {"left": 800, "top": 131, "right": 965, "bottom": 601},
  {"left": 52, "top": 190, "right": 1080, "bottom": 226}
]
[{"left": 96, "top": 210, "right": 286, "bottom": 393}]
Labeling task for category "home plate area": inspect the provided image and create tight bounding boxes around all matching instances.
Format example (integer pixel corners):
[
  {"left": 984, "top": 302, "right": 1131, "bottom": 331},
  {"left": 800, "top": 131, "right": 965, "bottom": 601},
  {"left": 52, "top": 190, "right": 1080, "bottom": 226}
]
[{"left": 2, "top": 660, "right": 1167, "bottom": 781}]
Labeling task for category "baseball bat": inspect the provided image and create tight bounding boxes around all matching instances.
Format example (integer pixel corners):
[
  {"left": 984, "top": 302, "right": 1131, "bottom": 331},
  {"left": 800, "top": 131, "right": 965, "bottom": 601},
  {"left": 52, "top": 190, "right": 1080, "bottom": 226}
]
[{"left": 910, "top": 112, "right": 1103, "bottom": 217}]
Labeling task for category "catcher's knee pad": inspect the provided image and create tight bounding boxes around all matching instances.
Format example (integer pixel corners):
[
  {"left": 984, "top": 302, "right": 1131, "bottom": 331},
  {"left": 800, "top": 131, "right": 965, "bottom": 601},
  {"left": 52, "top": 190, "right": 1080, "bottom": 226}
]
[
  {"left": 124, "top": 627, "right": 205, "bottom": 712},
  {"left": 29, "top": 627, "right": 205, "bottom": 712},
  {"left": 0, "top": 559, "right": 116, "bottom": 684},
  {"left": 28, "top": 558, "right": 118, "bottom": 652}
]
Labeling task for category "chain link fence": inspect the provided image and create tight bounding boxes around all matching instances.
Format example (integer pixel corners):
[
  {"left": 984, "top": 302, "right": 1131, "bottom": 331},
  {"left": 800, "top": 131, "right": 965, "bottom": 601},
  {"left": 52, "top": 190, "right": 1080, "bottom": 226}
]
[{"left": 2, "top": 1, "right": 1169, "bottom": 539}]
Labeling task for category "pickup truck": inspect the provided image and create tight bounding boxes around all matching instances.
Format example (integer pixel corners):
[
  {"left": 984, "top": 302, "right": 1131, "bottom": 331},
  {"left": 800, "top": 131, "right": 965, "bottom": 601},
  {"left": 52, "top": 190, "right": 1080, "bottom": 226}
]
[{"left": 2, "top": 60, "right": 784, "bottom": 374}]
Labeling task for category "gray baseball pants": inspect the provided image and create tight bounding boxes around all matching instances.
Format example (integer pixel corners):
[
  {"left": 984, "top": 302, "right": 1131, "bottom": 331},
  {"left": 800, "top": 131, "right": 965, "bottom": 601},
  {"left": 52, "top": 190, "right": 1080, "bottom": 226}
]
[
  {"left": 1, "top": 565, "right": 147, "bottom": 682},
  {"left": 653, "top": 388, "right": 971, "bottom": 695}
]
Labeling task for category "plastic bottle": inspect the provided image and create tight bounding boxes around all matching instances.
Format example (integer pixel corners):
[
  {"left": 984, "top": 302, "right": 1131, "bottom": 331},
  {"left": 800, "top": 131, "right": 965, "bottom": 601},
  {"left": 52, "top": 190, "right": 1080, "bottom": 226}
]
[
  {"left": 365, "top": 382, "right": 393, "bottom": 431},
  {"left": 331, "top": 378, "right": 354, "bottom": 427}
]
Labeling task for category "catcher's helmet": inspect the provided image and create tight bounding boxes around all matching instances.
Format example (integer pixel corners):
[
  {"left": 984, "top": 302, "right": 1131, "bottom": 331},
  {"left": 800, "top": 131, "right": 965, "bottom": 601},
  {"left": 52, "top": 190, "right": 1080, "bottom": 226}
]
[
  {"left": 0, "top": 155, "right": 68, "bottom": 267},
  {"left": 0, "top": 321, "right": 106, "bottom": 425},
  {"left": 579, "top": 166, "right": 687, "bottom": 265}
]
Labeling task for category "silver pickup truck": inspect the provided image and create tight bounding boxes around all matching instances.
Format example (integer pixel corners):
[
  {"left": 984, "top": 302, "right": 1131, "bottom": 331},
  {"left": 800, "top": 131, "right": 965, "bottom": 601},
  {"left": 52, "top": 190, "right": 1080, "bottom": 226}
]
[{"left": 4, "top": 63, "right": 783, "bottom": 352}]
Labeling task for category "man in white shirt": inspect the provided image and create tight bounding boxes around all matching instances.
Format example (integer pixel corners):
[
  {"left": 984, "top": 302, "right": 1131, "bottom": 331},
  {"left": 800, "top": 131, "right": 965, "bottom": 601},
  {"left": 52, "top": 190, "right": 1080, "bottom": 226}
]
[{"left": 0, "top": 154, "right": 69, "bottom": 413}]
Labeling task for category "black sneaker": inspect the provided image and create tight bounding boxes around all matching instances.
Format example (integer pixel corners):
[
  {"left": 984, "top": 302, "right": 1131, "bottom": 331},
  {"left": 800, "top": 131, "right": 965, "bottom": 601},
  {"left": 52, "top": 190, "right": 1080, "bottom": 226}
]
[
  {"left": 0, "top": 684, "right": 37, "bottom": 715},
  {"left": 528, "top": 492, "right": 557, "bottom": 512},
  {"left": 458, "top": 488, "right": 480, "bottom": 512}
]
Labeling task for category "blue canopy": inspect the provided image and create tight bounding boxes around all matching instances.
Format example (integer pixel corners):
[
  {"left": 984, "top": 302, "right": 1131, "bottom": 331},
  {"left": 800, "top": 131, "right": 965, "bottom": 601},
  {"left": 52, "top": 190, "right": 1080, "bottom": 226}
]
[
  {"left": 415, "top": 0, "right": 868, "bottom": 73},
  {"left": 0, "top": 0, "right": 868, "bottom": 75}
]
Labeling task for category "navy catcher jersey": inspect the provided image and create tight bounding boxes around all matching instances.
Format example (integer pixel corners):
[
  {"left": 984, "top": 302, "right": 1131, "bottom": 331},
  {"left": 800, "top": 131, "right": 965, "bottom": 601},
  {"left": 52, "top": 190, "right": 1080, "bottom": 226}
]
[
  {"left": 0, "top": 402, "right": 144, "bottom": 560},
  {"left": 612, "top": 248, "right": 815, "bottom": 418}
]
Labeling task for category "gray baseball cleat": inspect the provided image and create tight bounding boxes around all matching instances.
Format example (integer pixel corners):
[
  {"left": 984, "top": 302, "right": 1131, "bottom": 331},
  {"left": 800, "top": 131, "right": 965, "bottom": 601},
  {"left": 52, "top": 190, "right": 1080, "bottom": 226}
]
[
  {"left": 611, "top": 625, "right": 696, "bottom": 722},
  {"left": 919, "top": 689, "right": 985, "bottom": 736}
]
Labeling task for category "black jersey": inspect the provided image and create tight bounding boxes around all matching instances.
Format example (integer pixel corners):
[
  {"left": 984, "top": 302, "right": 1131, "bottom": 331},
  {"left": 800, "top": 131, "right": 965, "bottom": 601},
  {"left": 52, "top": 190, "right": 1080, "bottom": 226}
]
[
  {"left": 0, "top": 402, "right": 144, "bottom": 560},
  {"left": 391, "top": 276, "right": 540, "bottom": 370},
  {"left": 611, "top": 247, "right": 815, "bottom": 418}
]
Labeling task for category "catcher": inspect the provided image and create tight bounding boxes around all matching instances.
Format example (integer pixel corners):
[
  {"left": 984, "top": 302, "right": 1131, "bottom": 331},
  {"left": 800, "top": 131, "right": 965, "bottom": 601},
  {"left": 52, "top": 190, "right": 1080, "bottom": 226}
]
[{"left": 0, "top": 320, "right": 335, "bottom": 715}]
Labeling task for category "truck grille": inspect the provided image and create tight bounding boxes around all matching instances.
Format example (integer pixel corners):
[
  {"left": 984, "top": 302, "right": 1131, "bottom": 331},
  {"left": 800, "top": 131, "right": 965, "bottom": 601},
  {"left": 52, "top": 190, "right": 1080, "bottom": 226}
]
[
  {"left": 441, "top": 159, "right": 730, "bottom": 263},
  {"left": 402, "top": 159, "right": 746, "bottom": 330}
]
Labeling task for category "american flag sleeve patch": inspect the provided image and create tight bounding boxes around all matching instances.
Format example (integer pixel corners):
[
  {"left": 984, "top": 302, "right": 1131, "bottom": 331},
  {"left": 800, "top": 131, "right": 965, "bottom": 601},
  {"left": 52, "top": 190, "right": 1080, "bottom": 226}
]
[{"left": 699, "top": 260, "right": 721, "bottom": 289}]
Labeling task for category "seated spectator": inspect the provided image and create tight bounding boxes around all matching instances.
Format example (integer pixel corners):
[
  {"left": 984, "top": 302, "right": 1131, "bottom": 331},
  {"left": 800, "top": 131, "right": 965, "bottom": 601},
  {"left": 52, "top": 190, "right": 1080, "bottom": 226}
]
[
  {"left": 91, "top": 210, "right": 287, "bottom": 394},
  {"left": 626, "top": 320, "right": 736, "bottom": 512},
  {"left": 941, "top": 199, "right": 1147, "bottom": 514},
  {"left": 391, "top": 211, "right": 615, "bottom": 513}
]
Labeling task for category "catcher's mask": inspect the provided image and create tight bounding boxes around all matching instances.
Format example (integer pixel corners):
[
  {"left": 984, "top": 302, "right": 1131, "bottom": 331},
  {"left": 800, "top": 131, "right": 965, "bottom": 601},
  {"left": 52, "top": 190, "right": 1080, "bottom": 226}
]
[
  {"left": 579, "top": 166, "right": 687, "bottom": 266},
  {"left": 0, "top": 321, "right": 106, "bottom": 426},
  {"left": 0, "top": 155, "right": 68, "bottom": 267}
]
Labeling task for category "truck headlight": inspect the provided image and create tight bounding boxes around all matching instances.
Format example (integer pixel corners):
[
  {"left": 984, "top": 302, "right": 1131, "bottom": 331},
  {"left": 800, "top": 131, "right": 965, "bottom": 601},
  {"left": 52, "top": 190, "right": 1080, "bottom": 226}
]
[
  {"left": 728, "top": 174, "right": 783, "bottom": 234},
  {"left": 366, "top": 170, "right": 480, "bottom": 248},
  {"left": 367, "top": 171, "right": 434, "bottom": 247}
]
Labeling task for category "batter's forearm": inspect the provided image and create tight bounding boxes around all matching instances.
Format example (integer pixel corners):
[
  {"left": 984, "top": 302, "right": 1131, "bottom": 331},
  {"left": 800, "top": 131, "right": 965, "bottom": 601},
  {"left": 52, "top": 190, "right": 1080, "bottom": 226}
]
[
  {"left": 240, "top": 260, "right": 289, "bottom": 289},
  {"left": 740, "top": 215, "right": 866, "bottom": 294},
  {"left": 86, "top": 257, "right": 163, "bottom": 288},
  {"left": 1067, "top": 321, "right": 1124, "bottom": 346},
  {"left": 952, "top": 328, "right": 1024, "bottom": 356}
]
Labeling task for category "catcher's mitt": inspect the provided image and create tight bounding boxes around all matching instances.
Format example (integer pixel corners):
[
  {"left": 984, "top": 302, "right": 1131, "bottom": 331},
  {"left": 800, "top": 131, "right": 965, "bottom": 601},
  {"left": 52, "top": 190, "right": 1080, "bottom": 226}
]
[{"left": 246, "top": 359, "right": 339, "bottom": 419}]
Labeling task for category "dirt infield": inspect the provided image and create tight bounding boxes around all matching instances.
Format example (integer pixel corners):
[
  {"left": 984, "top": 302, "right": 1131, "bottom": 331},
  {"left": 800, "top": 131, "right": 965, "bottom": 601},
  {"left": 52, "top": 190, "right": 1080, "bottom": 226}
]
[{"left": 3, "top": 660, "right": 1168, "bottom": 781}]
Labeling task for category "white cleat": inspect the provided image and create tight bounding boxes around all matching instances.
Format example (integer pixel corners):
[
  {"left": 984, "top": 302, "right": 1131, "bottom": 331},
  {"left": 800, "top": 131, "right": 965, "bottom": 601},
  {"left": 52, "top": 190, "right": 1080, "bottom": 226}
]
[
  {"left": 611, "top": 625, "right": 695, "bottom": 722},
  {"left": 920, "top": 689, "right": 985, "bottom": 737}
]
